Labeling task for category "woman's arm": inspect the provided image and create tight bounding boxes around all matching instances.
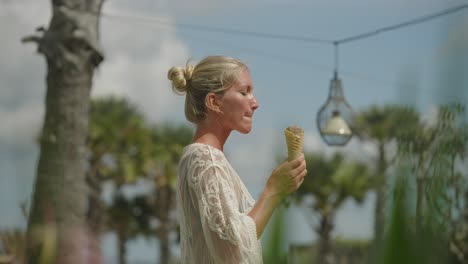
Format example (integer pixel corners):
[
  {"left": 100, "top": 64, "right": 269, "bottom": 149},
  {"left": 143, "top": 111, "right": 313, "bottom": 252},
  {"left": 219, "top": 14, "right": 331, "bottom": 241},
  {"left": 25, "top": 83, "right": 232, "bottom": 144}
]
[{"left": 248, "top": 155, "right": 307, "bottom": 238}]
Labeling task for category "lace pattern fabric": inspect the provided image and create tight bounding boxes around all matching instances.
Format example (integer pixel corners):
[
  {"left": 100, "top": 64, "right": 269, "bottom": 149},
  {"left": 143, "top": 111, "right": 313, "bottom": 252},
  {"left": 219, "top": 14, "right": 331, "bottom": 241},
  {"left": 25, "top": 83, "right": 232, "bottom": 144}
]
[{"left": 177, "top": 143, "right": 263, "bottom": 264}]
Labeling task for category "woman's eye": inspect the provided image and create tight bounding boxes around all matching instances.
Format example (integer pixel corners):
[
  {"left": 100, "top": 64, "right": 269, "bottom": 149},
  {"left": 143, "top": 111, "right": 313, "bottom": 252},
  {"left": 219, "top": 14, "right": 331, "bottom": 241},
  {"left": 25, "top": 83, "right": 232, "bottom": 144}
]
[{"left": 240, "top": 91, "right": 247, "bottom": 96}]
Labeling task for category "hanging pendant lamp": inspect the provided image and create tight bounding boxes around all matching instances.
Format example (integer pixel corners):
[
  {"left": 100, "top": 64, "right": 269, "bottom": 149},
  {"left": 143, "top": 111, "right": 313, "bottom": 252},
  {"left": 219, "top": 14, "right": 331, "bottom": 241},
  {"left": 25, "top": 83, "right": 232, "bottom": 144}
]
[{"left": 317, "top": 44, "right": 354, "bottom": 146}]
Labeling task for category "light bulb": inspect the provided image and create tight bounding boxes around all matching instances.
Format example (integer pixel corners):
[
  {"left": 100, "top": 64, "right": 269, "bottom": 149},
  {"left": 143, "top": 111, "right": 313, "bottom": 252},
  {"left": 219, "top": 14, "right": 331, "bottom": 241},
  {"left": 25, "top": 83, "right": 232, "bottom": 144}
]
[
  {"left": 322, "top": 110, "right": 352, "bottom": 136},
  {"left": 317, "top": 72, "right": 354, "bottom": 146}
]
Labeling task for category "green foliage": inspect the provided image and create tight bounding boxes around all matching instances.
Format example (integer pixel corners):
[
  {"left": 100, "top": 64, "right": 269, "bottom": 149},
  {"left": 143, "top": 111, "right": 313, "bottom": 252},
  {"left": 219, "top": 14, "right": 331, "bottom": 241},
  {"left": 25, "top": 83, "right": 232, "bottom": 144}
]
[
  {"left": 88, "top": 96, "right": 153, "bottom": 185},
  {"left": 87, "top": 96, "right": 194, "bottom": 263},
  {"left": 396, "top": 103, "right": 467, "bottom": 220},
  {"left": 397, "top": 103, "right": 467, "bottom": 158},
  {"left": 146, "top": 122, "right": 193, "bottom": 188},
  {"left": 0, "top": 229, "right": 25, "bottom": 263},
  {"left": 296, "top": 153, "right": 372, "bottom": 213},
  {"left": 263, "top": 207, "right": 287, "bottom": 264},
  {"left": 355, "top": 105, "right": 420, "bottom": 143},
  {"left": 294, "top": 152, "right": 373, "bottom": 264},
  {"left": 106, "top": 193, "right": 154, "bottom": 239},
  {"left": 355, "top": 104, "right": 422, "bottom": 243},
  {"left": 376, "top": 174, "right": 451, "bottom": 264}
]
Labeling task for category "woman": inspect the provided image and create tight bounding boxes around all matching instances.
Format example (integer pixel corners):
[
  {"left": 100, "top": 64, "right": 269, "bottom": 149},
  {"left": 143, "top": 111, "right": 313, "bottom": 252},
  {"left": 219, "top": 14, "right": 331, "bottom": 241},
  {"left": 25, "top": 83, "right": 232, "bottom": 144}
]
[{"left": 168, "top": 56, "right": 307, "bottom": 263}]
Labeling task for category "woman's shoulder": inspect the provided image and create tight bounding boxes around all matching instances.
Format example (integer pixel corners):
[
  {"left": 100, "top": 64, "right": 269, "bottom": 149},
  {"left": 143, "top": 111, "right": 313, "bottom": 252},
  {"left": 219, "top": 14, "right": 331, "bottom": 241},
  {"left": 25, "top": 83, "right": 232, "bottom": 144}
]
[
  {"left": 181, "top": 143, "right": 226, "bottom": 165},
  {"left": 180, "top": 143, "right": 231, "bottom": 187}
]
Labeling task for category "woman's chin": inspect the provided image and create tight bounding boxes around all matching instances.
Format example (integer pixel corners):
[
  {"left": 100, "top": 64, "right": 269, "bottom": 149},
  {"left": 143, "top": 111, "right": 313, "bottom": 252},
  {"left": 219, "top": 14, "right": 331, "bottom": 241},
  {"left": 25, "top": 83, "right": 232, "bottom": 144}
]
[{"left": 238, "top": 126, "right": 252, "bottom": 134}]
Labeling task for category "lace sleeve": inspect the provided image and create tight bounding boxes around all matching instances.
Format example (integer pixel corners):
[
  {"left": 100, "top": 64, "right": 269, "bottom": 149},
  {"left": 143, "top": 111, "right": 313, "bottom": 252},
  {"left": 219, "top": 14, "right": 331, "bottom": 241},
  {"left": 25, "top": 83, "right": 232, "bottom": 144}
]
[{"left": 189, "top": 164, "right": 259, "bottom": 263}]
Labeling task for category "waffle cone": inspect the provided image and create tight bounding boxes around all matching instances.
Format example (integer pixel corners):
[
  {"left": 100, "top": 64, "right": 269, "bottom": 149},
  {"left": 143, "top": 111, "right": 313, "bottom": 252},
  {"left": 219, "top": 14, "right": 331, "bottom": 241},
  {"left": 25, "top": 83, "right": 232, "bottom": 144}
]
[{"left": 284, "top": 126, "right": 304, "bottom": 161}]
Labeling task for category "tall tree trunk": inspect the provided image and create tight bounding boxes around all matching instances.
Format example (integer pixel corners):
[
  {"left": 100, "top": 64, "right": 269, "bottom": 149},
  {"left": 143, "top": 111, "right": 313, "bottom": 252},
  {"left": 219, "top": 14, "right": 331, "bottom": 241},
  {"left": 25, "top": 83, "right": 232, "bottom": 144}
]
[
  {"left": 373, "top": 143, "right": 387, "bottom": 243},
  {"left": 159, "top": 222, "right": 170, "bottom": 264},
  {"left": 317, "top": 213, "right": 334, "bottom": 264},
  {"left": 415, "top": 177, "right": 424, "bottom": 231},
  {"left": 415, "top": 154, "right": 426, "bottom": 232},
  {"left": 23, "top": 1, "right": 104, "bottom": 263},
  {"left": 156, "top": 173, "right": 172, "bottom": 264},
  {"left": 118, "top": 230, "right": 127, "bottom": 264},
  {"left": 86, "top": 164, "right": 105, "bottom": 235}
]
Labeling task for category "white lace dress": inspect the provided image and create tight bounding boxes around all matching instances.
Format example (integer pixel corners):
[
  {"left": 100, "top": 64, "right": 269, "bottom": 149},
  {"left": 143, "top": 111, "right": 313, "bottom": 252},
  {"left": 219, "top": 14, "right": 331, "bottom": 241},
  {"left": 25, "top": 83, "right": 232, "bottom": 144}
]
[{"left": 176, "top": 143, "right": 263, "bottom": 264}]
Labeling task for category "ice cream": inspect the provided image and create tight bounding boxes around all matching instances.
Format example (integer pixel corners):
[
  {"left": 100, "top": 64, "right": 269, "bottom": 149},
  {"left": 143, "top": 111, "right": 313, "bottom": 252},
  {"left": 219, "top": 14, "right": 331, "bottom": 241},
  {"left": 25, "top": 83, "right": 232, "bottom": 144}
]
[{"left": 284, "top": 126, "right": 304, "bottom": 161}]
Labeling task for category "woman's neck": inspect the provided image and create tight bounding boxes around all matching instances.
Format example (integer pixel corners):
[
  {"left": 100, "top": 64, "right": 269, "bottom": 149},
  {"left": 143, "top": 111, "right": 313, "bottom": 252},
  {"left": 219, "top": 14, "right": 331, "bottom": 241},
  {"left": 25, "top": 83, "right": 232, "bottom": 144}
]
[{"left": 193, "top": 122, "right": 230, "bottom": 152}]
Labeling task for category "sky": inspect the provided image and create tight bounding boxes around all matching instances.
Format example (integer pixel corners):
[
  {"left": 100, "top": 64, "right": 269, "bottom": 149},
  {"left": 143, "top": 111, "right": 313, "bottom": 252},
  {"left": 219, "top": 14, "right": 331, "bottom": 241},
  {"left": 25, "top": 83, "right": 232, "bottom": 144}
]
[{"left": 1, "top": 0, "right": 467, "bottom": 262}]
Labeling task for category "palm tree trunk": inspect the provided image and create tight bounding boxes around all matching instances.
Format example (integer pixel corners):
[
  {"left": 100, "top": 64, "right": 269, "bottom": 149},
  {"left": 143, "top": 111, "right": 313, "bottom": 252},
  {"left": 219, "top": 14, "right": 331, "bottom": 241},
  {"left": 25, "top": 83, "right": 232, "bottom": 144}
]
[
  {"left": 159, "top": 224, "right": 170, "bottom": 264},
  {"left": 373, "top": 143, "right": 387, "bottom": 243},
  {"left": 24, "top": 1, "right": 104, "bottom": 263},
  {"left": 415, "top": 177, "right": 424, "bottom": 231},
  {"left": 85, "top": 170, "right": 105, "bottom": 262},
  {"left": 317, "top": 213, "right": 334, "bottom": 264},
  {"left": 415, "top": 153, "right": 427, "bottom": 232},
  {"left": 157, "top": 181, "right": 172, "bottom": 264},
  {"left": 118, "top": 230, "right": 127, "bottom": 264}
]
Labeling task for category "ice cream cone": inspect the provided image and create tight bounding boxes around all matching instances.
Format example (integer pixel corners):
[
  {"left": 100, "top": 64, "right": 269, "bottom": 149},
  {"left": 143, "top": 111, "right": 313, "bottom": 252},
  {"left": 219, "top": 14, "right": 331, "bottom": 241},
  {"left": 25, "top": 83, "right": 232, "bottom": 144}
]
[{"left": 284, "top": 126, "right": 304, "bottom": 161}]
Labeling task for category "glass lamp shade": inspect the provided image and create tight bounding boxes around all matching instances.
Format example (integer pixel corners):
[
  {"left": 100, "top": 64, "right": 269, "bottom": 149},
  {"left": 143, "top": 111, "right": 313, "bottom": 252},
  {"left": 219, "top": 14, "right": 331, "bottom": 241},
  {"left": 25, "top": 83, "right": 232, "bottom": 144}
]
[
  {"left": 317, "top": 72, "right": 354, "bottom": 146},
  {"left": 322, "top": 111, "right": 352, "bottom": 136}
]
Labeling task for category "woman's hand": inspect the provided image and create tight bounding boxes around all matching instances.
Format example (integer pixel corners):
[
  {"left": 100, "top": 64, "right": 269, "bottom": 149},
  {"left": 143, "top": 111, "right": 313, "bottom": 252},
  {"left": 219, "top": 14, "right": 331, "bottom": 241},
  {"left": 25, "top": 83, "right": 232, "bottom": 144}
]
[
  {"left": 266, "top": 154, "right": 307, "bottom": 200},
  {"left": 248, "top": 154, "right": 307, "bottom": 238}
]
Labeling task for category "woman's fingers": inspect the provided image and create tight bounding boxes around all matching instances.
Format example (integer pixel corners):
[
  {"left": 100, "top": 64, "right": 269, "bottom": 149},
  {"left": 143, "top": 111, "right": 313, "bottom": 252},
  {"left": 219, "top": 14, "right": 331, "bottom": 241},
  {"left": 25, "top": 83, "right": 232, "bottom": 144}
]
[
  {"left": 296, "top": 174, "right": 305, "bottom": 188},
  {"left": 271, "top": 154, "right": 306, "bottom": 194},
  {"left": 288, "top": 153, "right": 304, "bottom": 167},
  {"left": 288, "top": 158, "right": 302, "bottom": 169},
  {"left": 292, "top": 160, "right": 306, "bottom": 176}
]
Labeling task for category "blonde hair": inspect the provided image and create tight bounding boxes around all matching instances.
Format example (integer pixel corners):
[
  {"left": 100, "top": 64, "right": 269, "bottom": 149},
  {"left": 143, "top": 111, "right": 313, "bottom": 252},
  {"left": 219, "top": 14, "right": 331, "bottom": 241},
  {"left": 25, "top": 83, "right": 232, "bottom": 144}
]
[{"left": 167, "top": 56, "right": 247, "bottom": 124}]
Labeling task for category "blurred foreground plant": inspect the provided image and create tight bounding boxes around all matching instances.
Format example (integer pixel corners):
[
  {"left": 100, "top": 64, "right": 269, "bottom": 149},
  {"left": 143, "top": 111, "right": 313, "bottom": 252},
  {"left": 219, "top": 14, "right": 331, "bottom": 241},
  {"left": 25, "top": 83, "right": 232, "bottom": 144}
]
[
  {"left": 263, "top": 207, "right": 287, "bottom": 264},
  {"left": 375, "top": 103, "right": 468, "bottom": 264},
  {"left": 0, "top": 229, "right": 25, "bottom": 264},
  {"left": 355, "top": 105, "right": 420, "bottom": 243}
]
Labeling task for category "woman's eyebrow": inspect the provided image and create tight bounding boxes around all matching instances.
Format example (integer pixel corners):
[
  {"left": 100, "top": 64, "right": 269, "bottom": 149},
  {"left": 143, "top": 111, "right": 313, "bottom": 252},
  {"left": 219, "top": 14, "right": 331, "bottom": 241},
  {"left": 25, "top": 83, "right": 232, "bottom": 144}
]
[{"left": 240, "top": 84, "right": 253, "bottom": 90}]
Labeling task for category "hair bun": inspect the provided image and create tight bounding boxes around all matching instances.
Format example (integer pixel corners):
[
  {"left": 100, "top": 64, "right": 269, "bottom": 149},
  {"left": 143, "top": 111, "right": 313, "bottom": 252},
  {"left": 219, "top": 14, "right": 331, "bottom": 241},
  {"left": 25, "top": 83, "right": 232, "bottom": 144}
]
[
  {"left": 184, "top": 65, "right": 194, "bottom": 81},
  {"left": 168, "top": 65, "right": 194, "bottom": 94}
]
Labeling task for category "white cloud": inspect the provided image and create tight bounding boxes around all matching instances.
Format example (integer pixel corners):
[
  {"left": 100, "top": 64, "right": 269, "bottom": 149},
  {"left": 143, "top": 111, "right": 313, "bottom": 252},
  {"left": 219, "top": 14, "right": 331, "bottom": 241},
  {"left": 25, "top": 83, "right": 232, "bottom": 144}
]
[
  {"left": 93, "top": 7, "right": 190, "bottom": 123},
  {"left": 0, "top": 0, "right": 49, "bottom": 146},
  {"left": 0, "top": 0, "right": 190, "bottom": 232},
  {"left": 0, "top": 0, "right": 191, "bottom": 147},
  {"left": 0, "top": 104, "right": 42, "bottom": 146}
]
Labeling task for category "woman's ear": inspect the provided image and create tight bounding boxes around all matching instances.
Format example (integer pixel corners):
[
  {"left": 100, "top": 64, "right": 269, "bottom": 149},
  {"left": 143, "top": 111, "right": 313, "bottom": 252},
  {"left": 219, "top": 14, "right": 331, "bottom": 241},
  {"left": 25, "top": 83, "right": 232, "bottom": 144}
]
[{"left": 205, "top": 92, "right": 222, "bottom": 113}]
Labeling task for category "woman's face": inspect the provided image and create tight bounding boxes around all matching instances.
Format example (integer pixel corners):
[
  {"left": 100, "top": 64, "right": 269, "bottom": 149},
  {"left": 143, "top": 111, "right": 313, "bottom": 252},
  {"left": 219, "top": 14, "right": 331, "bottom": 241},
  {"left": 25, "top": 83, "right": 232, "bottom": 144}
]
[{"left": 218, "top": 69, "right": 259, "bottom": 134}]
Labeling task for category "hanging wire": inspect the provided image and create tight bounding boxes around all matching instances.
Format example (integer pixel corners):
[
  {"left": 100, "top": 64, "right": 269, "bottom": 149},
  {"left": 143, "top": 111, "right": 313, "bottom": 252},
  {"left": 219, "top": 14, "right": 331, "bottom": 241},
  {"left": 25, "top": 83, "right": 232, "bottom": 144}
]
[
  {"left": 65, "top": 3, "right": 468, "bottom": 45},
  {"left": 98, "top": 3, "right": 468, "bottom": 45},
  {"left": 51, "top": 3, "right": 467, "bottom": 88},
  {"left": 335, "top": 3, "right": 468, "bottom": 44},
  {"left": 100, "top": 12, "right": 333, "bottom": 44},
  {"left": 96, "top": 3, "right": 468, "bottom": 80},
  {"left": 334, "top": 42, "right": 339, "bottom": 75}
]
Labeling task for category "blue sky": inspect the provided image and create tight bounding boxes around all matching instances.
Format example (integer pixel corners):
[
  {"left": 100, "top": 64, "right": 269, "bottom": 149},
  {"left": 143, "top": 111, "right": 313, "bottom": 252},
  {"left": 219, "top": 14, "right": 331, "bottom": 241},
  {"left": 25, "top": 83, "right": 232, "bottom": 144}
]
[{"left": 1, "top": 0, "right": 467, "bottom": 262}]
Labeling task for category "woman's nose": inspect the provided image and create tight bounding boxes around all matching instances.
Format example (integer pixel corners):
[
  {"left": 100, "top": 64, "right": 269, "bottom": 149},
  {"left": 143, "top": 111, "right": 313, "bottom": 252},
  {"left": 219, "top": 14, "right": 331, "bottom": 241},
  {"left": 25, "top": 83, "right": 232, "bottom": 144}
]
[{"left": 251, "top": 96, "right": 259, "bottom": 110}]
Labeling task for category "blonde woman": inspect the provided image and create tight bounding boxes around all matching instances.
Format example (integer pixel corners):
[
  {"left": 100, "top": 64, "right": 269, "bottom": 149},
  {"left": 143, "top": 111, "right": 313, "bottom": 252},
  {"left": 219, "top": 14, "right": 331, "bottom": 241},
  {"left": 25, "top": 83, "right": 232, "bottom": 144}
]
[{"left": 168, "top": 56, "right": 307, "bottom": 263}]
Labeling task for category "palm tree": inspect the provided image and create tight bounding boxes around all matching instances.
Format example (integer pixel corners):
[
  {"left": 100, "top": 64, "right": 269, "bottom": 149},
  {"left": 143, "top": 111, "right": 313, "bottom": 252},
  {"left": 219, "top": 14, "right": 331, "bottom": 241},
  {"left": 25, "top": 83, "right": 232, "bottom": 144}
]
[
  {"left": 295, "top": 153, "right": 372, "bottom": 264},
  {"left": 396, "top": 103, "right": 468, "bottom": 231},
  {"left": 23, "top": 1, "right": 105, "bottom": 263},
  {"left": 0, "top": 229, "right": 26, "bottom": 264},
  {"left": 355, "top": 105, "right": 419, "bottom": 242},
  {"left": 106, "top": 193, "right": 152, "bottom": 264},
  {"left": 147, "top": 123, "right": 193, "bottom": 264},
  {"left": 88, "top": 97, "right": 193, "bottom": 264},
  {"left": 87, "top": 97, "right": 154, "bottom": 264}
]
